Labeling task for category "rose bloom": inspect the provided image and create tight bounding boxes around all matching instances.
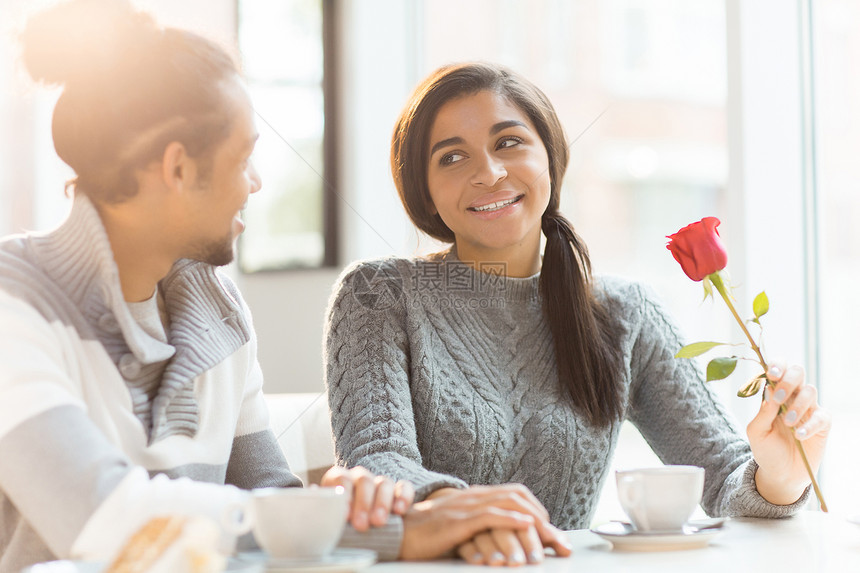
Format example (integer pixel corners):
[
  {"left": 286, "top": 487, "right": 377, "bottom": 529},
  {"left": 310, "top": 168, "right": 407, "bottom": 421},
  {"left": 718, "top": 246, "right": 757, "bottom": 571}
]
[{"left": 666, "top": 217, "right": 728, "bottom": 281}]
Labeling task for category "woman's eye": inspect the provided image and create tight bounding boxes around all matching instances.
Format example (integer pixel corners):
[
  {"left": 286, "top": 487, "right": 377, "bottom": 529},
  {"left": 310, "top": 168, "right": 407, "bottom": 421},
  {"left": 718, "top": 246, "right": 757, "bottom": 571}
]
[
  {"left": 440, "top": 152, "right": 464, "bottom": 166},
  {"left": 497, "top": 136, "right": 522, "bottom": 150}
]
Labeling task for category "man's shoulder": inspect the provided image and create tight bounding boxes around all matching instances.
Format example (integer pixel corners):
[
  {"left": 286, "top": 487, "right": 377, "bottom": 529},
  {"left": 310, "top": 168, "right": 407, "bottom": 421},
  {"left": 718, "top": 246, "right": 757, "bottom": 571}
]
[
  {"left": 0, "top": 234, "right": 66, "bottom": 314},
  {"left": 0, "top": 233, "right": 40, "bottom": 277}
]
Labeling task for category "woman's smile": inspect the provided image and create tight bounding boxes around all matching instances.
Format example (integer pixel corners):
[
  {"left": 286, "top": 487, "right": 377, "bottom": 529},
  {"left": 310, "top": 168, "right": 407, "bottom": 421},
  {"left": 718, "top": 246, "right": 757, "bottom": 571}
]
[{"left": 466, "top": 192, "right": 525, "bottom": 218}]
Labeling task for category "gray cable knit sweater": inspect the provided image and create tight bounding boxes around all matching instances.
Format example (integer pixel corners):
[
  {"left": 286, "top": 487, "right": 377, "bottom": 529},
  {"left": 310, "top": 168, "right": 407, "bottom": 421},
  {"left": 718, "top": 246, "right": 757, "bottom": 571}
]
[{"left": 324, "top": 257, "right": 808, "bottom": 530}]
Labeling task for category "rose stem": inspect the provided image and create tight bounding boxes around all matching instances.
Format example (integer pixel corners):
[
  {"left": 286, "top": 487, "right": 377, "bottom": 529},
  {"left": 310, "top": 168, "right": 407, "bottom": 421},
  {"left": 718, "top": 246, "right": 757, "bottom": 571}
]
[
  {"left": 708, "top": 271, "right": 828, "bottom": 512},
  {"left": 709, "top": 272, "right": 767, "bottom": 370}
]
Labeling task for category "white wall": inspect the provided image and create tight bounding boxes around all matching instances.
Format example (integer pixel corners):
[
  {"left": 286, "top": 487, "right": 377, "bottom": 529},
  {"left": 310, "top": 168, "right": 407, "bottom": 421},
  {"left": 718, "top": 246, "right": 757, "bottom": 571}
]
[
  {"left": 238, "top": 268, "right": 340, "bottom": 393},
  {"left": 0, "top": 0, "right": 38, "bottom": 237}
]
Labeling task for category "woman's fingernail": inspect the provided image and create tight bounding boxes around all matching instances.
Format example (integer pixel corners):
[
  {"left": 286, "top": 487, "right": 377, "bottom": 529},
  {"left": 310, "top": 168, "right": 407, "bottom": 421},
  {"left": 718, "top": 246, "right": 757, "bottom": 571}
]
[
  {"left": 490, "top": 552, "right": 505, "bottom": 564},
  {"left": 510, "top": 552, "right": 526, "bottom": 564},
  {"left": 796, "top": 427, "right": 808, "bottom": 440},
  {"left": 769, "top": 366, "right": 782, "bottom": 378},
  {"left": 785, "top": 410, "right": 798, "bottom": 424},
  {"left": 394, "top": 500, "right": 406, "bottom": 513},
  {"left": 374, "top": 507, "right": 387, "bottom": 522},
  {"left": 773, "top": 389, "right": 787, "bottom": 403},
  {"left": 354, "top": 512, "right": 368, "bottom": 528},
  {"left": 469, "top": 553, "right": 482, "bottom": 563},
  {"left": 764, "top": 388, "right": 772, "bottom": 403},
  {"left": 528, "top": 550, "right": 544, "bottom": 563},
  {"left": 517, "top": 514, "right": 535, "bottom": 523}
]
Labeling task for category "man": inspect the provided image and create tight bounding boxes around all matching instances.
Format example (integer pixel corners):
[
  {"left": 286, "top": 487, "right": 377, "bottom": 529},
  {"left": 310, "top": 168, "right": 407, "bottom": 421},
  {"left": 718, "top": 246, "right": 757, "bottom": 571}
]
[{"left": 0, "top": 1, "right": 567, "bottom": 571}]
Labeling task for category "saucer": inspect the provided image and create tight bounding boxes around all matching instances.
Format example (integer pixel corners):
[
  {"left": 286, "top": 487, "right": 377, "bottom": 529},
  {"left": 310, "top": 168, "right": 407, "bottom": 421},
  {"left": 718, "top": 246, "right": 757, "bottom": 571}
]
[
  {"left": 590, "top": 519, "right": 724, "bottom": 552},
  {"left": 235, "top": 548, "right": 377, "bottom": 572}
]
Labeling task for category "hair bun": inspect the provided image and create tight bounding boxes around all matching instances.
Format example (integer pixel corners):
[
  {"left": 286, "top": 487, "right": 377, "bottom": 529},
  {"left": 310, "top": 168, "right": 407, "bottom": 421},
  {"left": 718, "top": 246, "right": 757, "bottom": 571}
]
[{"left": 21, "top": 0, "right": 158, "bottom": 86}]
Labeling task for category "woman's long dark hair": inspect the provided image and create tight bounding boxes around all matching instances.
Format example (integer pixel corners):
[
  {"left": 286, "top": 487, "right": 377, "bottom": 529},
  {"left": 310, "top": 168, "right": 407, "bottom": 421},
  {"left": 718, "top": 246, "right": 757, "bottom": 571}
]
[
  {"left": 391, "top": 62, "right": 624, "bottom": 427},
  {"left": 20, "top": 0, "right": 239, "bottom": 203}
]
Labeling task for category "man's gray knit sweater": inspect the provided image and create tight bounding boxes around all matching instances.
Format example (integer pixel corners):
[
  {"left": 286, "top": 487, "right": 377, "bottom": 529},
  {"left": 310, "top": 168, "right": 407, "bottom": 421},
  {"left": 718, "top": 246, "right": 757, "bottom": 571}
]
[
  {"left": 0, "top": 197, "right": 402, "bottom": 571},
  {"left": 324, "top": 257, "right": 808, "bottom": 530}
]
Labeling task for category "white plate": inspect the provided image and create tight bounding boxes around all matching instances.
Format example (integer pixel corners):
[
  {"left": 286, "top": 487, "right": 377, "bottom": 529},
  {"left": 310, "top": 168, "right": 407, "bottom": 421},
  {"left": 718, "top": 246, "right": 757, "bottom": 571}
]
[
  {"left": 21, "top": 562, "right": 104, "bottom": 573},
  {"left": 590, "top": 520, "right": 724, "bottom": 552},
  {"left": 24, "top": 558, "right": 262, "bottom": 573},
  {"left": 847, "top": 515, "right": 860, "bottom": 527},
  {"left": 235, "top": 548, "right": 377, "bottom": 573}
]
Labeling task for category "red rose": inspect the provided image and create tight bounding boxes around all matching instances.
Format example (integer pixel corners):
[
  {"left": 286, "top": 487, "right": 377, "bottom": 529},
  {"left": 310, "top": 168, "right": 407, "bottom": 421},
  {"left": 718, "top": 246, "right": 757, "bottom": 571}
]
[{"left": 666, "top": 217, "right": 728, "bottom": 281}]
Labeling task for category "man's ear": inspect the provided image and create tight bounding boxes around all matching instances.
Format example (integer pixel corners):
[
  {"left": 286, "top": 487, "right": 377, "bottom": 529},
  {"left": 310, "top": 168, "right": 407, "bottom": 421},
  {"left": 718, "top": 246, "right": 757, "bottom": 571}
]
[{"left": 161, "top": 141, "right": 197, "bottom": 192}]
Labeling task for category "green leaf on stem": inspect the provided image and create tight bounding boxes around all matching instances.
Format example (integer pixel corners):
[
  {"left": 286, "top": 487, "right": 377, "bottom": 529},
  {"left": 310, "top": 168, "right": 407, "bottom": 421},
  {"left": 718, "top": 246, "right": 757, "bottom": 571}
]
[
  {"left": 706, "top": 357, "right": 738, "bottom": 381},
  {"left": 675, "top": 341, "right": 728, "bottom": 358},
  {"left": 753, "top": 291, "right": 769, "bottom": 320},
  {"left": 737, "top": 373, "right": 767, "bottom": 397}
]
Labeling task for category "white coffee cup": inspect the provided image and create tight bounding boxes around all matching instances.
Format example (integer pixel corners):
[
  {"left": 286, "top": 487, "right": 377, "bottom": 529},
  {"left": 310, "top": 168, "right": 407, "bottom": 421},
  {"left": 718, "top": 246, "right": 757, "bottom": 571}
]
[
  {"left": 250, "top": 486, "right": 349, "bottom": 559},
  {"left": 616, "top": 465, "right": 705, "bottom": 533}
]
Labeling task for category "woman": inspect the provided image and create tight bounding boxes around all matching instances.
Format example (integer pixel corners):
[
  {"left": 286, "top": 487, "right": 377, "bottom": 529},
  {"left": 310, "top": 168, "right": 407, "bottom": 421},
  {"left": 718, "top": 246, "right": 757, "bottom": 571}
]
[{"left": 325, "top": 62, "right": 830, "bottom": 565}]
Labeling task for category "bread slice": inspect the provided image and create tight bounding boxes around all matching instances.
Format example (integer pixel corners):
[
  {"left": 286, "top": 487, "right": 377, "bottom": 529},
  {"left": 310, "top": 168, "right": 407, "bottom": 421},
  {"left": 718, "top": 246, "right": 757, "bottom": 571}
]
[{"left": 106, "top": 516, "right": 225, "bottom": 573}]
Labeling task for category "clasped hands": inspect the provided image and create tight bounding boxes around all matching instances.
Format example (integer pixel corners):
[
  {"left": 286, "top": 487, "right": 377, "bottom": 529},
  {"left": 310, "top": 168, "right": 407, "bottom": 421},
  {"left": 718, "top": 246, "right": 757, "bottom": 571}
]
[
  {"left": 320, "top": 467, "right": 569, "bottom": 564},
  {"left": 418, "top": 485, "right": 571, "bottom": 565}
]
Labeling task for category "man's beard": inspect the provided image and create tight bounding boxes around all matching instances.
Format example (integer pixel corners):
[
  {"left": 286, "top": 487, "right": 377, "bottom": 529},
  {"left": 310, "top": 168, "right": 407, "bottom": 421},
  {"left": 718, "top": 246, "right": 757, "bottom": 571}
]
[{"left": 188, "top": 234, "right": 235, "bottom": 267}]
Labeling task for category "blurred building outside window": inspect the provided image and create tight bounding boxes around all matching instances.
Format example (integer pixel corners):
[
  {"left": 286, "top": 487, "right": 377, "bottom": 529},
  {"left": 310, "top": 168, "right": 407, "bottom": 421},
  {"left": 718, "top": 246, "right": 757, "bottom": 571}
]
[{"left": 237, "top": 0, "right": 334, "bottom": 272}]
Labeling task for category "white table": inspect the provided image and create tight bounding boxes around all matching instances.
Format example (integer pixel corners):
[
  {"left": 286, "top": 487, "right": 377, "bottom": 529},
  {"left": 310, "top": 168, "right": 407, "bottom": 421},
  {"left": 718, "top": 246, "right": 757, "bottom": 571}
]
[{"left": 369, "top": 511, "right": 860, "bottom": 572}]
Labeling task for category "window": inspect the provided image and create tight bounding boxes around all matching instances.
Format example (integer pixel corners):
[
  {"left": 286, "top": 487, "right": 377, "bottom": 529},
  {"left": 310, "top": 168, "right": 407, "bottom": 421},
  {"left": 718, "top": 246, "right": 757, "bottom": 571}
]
[
  {"left": 811, "top": 0, "right": 860, "bottom": 510},
  {"left": 237, "top": 0, "right": 337, "bottom": 271}
]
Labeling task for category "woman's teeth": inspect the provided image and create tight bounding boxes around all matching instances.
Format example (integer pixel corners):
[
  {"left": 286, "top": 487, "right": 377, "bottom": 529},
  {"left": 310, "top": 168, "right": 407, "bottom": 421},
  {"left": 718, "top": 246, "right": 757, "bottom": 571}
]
[{"left": 470, "top": 196, "right": 521, "bottom": 212}]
